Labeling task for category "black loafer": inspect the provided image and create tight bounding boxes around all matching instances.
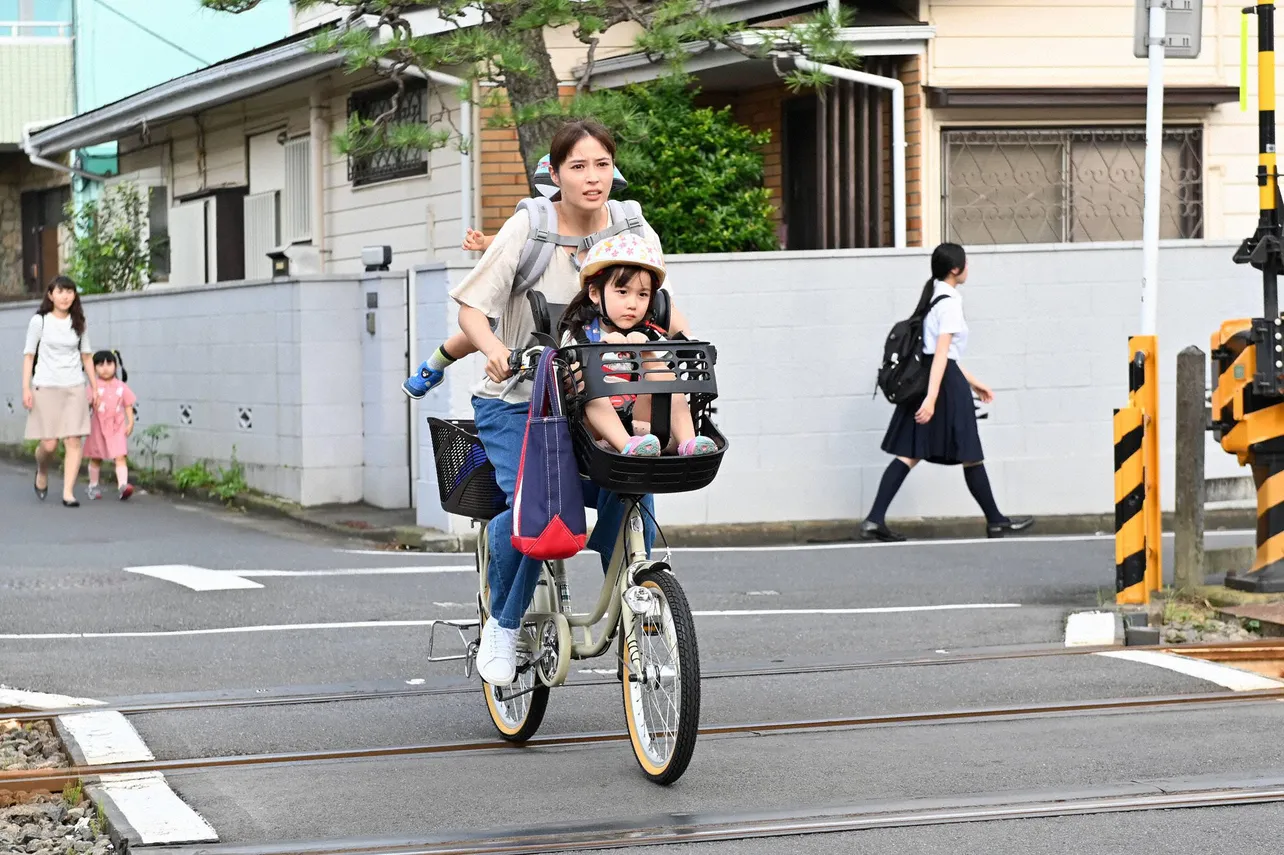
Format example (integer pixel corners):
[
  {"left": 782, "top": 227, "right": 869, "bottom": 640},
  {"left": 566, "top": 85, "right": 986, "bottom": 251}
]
[
  {"left": 987, "top": 516, "right": 1034, "bottom": 538},
  {"left": 62, "top": 498, "right": 80, "bottom": 508},
  {"left": 858, "top": 520, "right": 906, "bottom": 543},
  {"left": 33, "top": 475, "right": 47, "bottom": 501}
]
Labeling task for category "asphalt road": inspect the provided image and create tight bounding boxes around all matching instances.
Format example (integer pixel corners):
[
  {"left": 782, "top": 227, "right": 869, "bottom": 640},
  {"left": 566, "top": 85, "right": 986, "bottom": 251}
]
[{"left": 0, "top": 456, "right": 1277, "bottom": 853}]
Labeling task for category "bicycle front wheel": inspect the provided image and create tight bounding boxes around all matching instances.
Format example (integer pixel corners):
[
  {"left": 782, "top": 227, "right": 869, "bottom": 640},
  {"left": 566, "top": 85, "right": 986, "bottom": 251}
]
[{"left": 621, "top": 567, "right": 700, "bottom": 785}]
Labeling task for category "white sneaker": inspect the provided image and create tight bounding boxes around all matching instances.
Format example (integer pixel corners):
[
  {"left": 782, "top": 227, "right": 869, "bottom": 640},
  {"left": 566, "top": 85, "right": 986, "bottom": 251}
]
[{"left": 477, "top": 618, "right": 518, "bottom": 686}]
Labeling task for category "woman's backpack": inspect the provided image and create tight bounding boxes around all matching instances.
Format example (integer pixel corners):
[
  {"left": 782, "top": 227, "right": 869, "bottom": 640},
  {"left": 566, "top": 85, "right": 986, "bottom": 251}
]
[{"left": 875, "top": 295, "right": 948, "bottom": 405}]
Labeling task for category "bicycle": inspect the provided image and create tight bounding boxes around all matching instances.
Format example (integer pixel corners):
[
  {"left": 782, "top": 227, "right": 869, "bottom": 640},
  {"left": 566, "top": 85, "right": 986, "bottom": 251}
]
[{"left": 426, "top": 336, "right": 725, "bottom": 784}]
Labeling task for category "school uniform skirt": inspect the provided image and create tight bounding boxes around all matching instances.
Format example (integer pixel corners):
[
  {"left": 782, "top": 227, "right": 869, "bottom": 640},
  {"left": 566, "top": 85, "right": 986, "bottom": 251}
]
[{"left": 881, "top": 360, "right": 983, "bottom": 466}]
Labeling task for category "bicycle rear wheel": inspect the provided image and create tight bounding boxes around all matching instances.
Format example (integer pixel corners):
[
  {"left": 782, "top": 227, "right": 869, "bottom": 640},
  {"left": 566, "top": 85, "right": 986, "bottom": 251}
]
[{"left": 621, "top": 567, "right": 700, "bottom": 784}]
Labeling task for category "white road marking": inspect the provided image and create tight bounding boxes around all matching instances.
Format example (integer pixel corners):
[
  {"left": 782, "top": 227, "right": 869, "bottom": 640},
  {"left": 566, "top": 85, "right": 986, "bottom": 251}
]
[
  {"left": 124, "top": 564, "right": 473, "bottom": 591},
  {"left": 432, "top": 601, "right": 469, "bottom": 608},
  {"left": 1, "top": 686, "right": 216, "bottom": 844},
  {"left": 338, "top": 549, "right": 453, "bottom": 557},
  {"left": 691, "top": 604, "right": 1021, "bottom": 617},
  {"left": 91, "top": 773, "right": 218, "bottom": 845},
  {"left": 1097, "top": 649, "right": 1284, "bottom": 691},
  {"left": 1064, "top": 611, "right": 1119, "bottom": 647},
  {"left": 0, "top": 685, "right": 104, "bottom": 709},
  {"left": 235, "top": 566, "right": 471, "bottom": 577},
  {"left": 405, "top": 678, "right": 426, "bottom": 685},
  {"left": 60, "top": 710, "right": 155, "bottom": 764},
  {"left": 124, "top": 565, "right": 263, "bottom": 591},
  {"left": 745, "top": 590, "right": 780, "bottom": 596},
  {"left": 0, "top": 604, "right": 1021, "bottom": 640}
]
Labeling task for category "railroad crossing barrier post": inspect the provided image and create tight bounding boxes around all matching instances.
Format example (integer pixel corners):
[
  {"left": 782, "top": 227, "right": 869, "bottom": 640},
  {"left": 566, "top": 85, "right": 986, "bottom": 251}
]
[
  {"left": 1174, "top": 345, "right": 1206, "bottom": 592},
  {"left": 1115, "top": 404, "right": 1147, "bottom": 604},
  {"left": 1211, "top": 3, "right": 1284, "bottom": 592},
  {"left": 1116, "top": 335, "right": 1161, "bottom": 605}
]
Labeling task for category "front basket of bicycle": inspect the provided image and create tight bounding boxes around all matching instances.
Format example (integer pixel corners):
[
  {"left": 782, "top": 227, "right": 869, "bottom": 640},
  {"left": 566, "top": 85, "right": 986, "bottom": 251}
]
[
  {"left": 561, "top": 339, "right": 727, "bottom": 495},
  {"left": 427, "top": 418, "right": 508, "bottom": 520}
]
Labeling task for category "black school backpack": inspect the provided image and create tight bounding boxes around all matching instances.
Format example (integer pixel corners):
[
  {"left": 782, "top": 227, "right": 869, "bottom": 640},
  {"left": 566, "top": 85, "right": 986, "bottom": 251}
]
[{"left": 875, "top": 295, "right": 948, "bottom": 406}]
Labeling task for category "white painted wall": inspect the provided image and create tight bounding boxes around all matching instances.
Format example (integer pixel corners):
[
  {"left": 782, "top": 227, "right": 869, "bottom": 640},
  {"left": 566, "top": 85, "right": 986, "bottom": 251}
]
[
  {"left": 416, "top": 240, "right": 1260, "bottom": 532},
  {"left": 0, "top": 274, "right": 410, "bottom": 508}
]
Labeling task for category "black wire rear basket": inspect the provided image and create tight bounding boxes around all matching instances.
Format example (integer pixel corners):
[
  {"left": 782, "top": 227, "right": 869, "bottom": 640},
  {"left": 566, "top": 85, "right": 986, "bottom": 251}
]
[
  {"left": 561, "top": 340, "right": 728, "bottom": 495},
  {"left": 427, "top": 418, "right": 507, "bottom": 520}
]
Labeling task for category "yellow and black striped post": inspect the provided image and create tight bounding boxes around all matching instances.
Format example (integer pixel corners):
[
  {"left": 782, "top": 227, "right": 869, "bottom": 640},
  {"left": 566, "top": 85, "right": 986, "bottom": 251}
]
[
  {"left": 1115, "top": 335, "right": 1160, "bottom": 605},
  {"left": 1227, "top": 458, "right": 1284, "bottom": 592},
  {"left": 1114, "top": 405, "right": 1146, "bottom": 604}
]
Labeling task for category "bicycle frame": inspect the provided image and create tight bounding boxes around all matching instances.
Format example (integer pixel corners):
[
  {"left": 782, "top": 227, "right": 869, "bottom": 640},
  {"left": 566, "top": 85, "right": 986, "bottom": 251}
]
[{"left": 473, "top": 497, "right": 657, "bottom": 684}]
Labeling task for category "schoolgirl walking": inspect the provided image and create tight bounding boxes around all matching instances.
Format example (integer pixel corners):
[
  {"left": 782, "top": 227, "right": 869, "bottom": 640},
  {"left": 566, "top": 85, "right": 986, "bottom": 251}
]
[{"left": 860, "top": 243, "right": 1034, "bottom": 542}]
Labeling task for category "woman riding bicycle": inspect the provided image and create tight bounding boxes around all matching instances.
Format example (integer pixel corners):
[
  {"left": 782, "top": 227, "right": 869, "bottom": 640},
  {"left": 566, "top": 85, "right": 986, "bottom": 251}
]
[{"left": 451, "top": 119, "right": 691, "bottom": 687}]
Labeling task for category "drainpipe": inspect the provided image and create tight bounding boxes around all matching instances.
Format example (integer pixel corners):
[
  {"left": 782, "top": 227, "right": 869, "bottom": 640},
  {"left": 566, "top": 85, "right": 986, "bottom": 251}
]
[
  {"left": 378, "top": 61, "right": 474, "bottom": 506},
  {"left": 784, "top": 57, "right": 907, "bottom": 249},
  {"left": 309, "top": 87, "right": 327, "bottom": 259},
  {"left": 21, "top": 119, "right": 105, "bottom": 183}
]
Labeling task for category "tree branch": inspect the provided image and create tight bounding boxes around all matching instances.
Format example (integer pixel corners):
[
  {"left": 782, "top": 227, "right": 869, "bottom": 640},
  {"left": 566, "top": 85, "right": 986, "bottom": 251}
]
[{"left": 576, "top": 36, "right": 601, "bottom": 93}]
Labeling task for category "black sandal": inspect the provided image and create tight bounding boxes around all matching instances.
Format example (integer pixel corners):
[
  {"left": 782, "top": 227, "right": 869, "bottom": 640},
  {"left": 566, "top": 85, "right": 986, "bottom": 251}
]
[{"left": 33, "top": 474, "right": 47, "bottom": 501}]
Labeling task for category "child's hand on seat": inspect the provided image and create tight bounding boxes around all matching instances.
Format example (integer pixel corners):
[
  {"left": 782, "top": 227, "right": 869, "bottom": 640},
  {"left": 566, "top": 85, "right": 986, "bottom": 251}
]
[
  {"left": 625, "top": 332, "right": 648, "bottom": 344},
  {"left": 601, "top": 332, "right": 627, "bottom": 344}
]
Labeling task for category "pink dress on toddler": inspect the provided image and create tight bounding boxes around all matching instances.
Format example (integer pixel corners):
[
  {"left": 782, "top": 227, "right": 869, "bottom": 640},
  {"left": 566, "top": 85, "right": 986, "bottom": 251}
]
[{"left": 84, "top": 379, "right": 136, "bottom": 461}]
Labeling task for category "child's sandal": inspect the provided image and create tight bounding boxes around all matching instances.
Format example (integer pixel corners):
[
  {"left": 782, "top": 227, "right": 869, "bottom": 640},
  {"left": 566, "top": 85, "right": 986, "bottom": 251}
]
[
  {"left": 678, "top": 437, "right": 717, "bottom": 456},
  {"left": 621, "top": 434, "right": 661, "bottom": 456}
]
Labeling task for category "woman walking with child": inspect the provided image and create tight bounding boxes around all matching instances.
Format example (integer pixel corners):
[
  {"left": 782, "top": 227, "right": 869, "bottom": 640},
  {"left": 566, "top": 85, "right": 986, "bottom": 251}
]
[
  {"left": 859, "top": 243, "right": 1034, "bottom": 542},
  {"left": 22, "top": 276, "right": 98, "bottom": 507}
]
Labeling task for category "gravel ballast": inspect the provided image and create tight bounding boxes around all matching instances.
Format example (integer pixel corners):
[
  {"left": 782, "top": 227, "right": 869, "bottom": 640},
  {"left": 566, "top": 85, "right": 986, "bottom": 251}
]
[{"left": 1, "top": 719, "right": 116, "bottom": 855}]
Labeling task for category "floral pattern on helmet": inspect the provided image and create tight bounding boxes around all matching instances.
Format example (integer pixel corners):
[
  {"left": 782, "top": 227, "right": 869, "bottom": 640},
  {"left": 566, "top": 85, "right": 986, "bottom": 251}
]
[{"left": 579, "top": 233, "right": 666, "bottom": 287}]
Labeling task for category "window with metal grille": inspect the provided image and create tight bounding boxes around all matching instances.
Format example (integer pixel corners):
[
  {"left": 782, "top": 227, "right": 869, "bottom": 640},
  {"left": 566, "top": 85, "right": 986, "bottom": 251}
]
[
  {"left": 942, "top": 127, "right": 1203, "bottom": 245},
  {"left": 347, "top": 81, "right": 429, "bottom": 187}
]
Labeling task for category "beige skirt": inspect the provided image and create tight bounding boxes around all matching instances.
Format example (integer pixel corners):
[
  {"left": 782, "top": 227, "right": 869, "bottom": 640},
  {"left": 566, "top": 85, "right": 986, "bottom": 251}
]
[{"left": 25, "top": 385, "right": 91, "bottom": 440}]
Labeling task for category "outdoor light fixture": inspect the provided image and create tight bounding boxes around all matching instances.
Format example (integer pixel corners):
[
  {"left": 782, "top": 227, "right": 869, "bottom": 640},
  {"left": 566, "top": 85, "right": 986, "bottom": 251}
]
[
  {"left": 267, "top": 249, "right": 290, "bottom": 279},
  {"left": 362, "top": 245, "right": 392, "bottom": 272}
]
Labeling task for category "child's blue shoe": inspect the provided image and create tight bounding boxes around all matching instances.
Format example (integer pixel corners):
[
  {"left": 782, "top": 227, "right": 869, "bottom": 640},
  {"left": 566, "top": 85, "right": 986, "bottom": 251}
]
[{"left": 402, "top": 362, "right": 444, "bottom": 399}]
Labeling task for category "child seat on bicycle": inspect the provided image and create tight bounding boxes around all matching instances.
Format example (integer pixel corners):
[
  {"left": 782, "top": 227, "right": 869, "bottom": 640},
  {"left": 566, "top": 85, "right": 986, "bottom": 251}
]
[{"left": 555, "top": 234, "right": 720, "bottom": 462}]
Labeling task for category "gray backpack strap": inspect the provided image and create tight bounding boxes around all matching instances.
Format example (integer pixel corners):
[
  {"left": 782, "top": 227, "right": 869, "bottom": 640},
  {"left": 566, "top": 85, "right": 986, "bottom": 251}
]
[
  {"left": 618, "top": 199, "right": 647, "bottom": 235},
  {"left": 583, "top": 200, "right": 648, "bottom": 247},
  {"left": 513, "top": 197, "right": 580, "bottom": 294}
]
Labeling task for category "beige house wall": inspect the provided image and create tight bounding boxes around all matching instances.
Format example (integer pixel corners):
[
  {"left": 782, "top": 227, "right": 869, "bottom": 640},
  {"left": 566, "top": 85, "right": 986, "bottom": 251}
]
[{"left": 922, "top": 0, "right": 1263, "bottom": 245}]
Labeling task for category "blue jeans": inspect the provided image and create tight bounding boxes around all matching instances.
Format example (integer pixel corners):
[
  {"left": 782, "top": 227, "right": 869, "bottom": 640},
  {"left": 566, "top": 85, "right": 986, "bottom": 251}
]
[{"left": 472, "top": 396, "right": 656, "bottom": 630}]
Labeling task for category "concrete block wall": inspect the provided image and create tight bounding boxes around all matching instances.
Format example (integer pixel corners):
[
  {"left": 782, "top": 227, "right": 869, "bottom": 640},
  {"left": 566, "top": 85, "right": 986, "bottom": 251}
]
[
  {"left": 416, "top": 240, "right": 1261, "bottom": 531},
  {"left": 1, "top": 274, "right": 408, "bottom": 508}
]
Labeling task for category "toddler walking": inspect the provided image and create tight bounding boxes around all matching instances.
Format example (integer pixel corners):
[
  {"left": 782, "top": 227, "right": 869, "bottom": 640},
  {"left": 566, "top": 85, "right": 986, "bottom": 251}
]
[{"left": 84, "top": 350, "right": 136, "bottom": 500}]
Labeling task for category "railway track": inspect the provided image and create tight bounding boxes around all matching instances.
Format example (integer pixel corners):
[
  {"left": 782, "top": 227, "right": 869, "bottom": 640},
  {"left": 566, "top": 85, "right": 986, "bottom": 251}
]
[
  {"left": 3, "top": 638, "right": 1280, "bottom": 724},
  {"left": 136, "top": 776, "right": 1284, "bottom": 854},
  {"left": 4, "top": 684, "right": 1284, "bottom": 790}
]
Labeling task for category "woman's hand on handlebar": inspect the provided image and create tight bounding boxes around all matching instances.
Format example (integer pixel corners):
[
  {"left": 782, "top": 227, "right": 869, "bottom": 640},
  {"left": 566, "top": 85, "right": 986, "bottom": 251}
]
[{"left": 483, "top": 345, "right": 514, "bottom": 384}]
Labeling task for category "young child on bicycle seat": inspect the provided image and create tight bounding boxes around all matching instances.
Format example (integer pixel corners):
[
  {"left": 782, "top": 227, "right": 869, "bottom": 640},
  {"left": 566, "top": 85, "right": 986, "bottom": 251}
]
[{"left": 557, "top": 233, "right": 717, "bottom": 458}]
